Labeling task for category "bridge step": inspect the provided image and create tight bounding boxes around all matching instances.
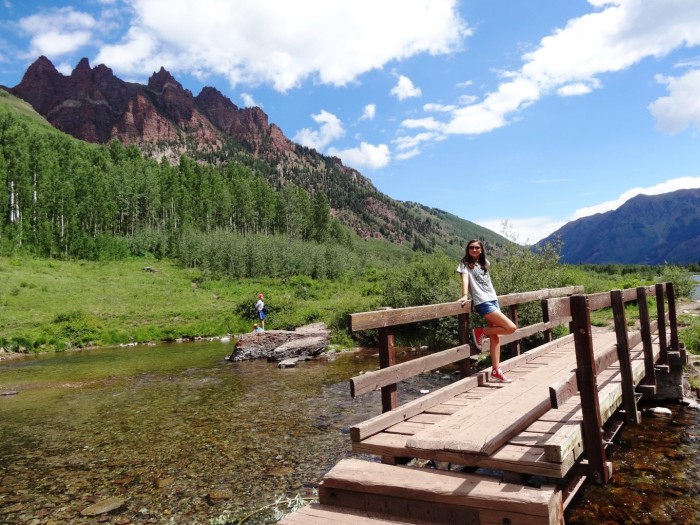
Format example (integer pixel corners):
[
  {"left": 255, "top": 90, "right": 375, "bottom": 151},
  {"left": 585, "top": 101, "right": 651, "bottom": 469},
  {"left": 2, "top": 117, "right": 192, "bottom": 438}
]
[
  {"left": 290, "top": 458, "right": 563, "bottom": 525},
  {"left": 277, "top": 503, "right": 419, "bottom": 524}
]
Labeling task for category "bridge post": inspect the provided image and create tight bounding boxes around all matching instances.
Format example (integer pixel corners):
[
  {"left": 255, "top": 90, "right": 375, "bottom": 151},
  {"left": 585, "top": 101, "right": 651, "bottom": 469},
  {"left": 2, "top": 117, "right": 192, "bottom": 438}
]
[
  {"left": 655, "top": 283, "right": 669, "bottom": 365},
  {"left": 667, "top": 282, "right": 680, "bottom": 352},
  {"left": 636, "top": 286, "right": 657, "bottom": 388},
  {"left": 540, "top": 300, "right": 553, "bottom": 343},
  {"left": 378, "top": 326, "right": 397, "bottom": 413},
  {"left": 508, "top": 304, "right": 521, "bottom": 356},
  {"left": 610, "top": 290, "right": 641, "bottom": 424},
  {"left": 457, "top": 312, "right": 472, "bottom": 377},
  {"left": 570, "top": 294, "right": 610, "bottom": 484}
]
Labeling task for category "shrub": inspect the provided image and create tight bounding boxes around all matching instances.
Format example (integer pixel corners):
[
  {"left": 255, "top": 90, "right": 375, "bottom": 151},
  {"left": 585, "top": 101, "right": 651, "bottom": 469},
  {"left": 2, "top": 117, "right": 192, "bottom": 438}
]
[
  {"left": 51, "top": 310, "right": 102, "bottom": 347},
  {"left": 678, "top": 314, "right": 700, "bottom": 355},
  {"left": 656, "top": 265, "right": 695, "bottom": 299}
]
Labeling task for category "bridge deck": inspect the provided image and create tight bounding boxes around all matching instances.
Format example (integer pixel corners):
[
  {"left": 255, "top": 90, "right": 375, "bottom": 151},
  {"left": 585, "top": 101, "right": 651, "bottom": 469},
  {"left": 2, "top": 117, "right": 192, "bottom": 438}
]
[{"left": 351, "top": 330, "right": 660, "bottom": 479}]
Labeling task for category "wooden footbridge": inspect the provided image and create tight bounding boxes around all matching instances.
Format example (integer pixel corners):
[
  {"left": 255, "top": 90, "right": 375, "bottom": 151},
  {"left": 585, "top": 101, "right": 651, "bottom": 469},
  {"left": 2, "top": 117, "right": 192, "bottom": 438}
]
[{"left": 280, "top": 283, "right": 688, "bottom": 525}]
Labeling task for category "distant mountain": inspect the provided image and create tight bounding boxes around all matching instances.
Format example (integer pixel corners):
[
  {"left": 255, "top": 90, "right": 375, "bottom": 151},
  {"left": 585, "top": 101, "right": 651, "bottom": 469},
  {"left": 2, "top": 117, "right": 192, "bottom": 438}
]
[
  {"left": 7, "top": 56, "right": 508, "bottom": 256},
  {"left": 536, "top": 188, "right": 700, "bottom": 264}
]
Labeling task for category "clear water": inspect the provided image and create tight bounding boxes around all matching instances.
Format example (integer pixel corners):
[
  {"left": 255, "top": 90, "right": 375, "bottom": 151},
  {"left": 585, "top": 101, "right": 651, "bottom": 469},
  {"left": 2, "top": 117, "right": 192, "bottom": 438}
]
[
  {"left": 0, "top": 342, "right": 446, "bottom": 524},
  {"left": 1, "top": 343, "right": 698, "bottom": 524}
]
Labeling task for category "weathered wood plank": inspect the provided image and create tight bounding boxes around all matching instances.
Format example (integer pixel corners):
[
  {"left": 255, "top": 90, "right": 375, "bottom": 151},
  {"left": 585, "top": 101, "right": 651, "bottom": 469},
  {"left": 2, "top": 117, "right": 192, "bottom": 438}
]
[
  {"left": 278, "top": 503, "right": 444, "bottom": 524},
  {"left": 320, "top": 458, "right": 561, "bottom": 519},
  {"left": 543, "top": 346, "right": 651, "bottom": 463},
  {"left": 350, "top": 334, "right": 575, "bottom": 442},
  {"left": 406, "top": 345, "right": 582, "bottom": 455},
  {"left": 350, "top": 344, "right": 471, "bottom": 397},
  {"left": 348, "top": 286, "right": 582, "bottom": 331},
  {"left": 587, "top": 291, "right": 612, "bottom": 311},
  {"left": 349, "top": 302, "right": 469, "bottom": 332}
]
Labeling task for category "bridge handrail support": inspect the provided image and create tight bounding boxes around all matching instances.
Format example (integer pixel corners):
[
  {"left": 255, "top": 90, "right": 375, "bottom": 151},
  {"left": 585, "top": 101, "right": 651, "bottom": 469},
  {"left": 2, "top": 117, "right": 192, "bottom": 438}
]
[
  {"left": 348, "top": 286, "right": 583, "bottom": 413},
  {"left": 567, "top": 282, "right": 679, "bottom": 485}
]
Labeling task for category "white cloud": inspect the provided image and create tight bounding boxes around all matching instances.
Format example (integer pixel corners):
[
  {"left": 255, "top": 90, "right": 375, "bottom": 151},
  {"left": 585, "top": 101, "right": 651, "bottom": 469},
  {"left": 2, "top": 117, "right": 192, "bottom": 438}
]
[
  {"left": 391, "top": 74, "right": 422, "bottom": 100},
  {"left": 478, "top": 217, "right": 568, "bottom": 245},
  {"left": 240, "top": 92, "right": 260, "bottom": 108},
  {"left": 360, "top": 104, "right": 376, "bottom": 121},
  {"left": 327, "top": 142, "right": 391, "bottom": 169},
  {"left": 407, "top": 0, "right": 700, "bottom": 138},
  {"left": 392, "top": 132, "right": 440, "bottom": 152},
  {"left": 94, "top": 0, "right": 468, "bottom": 92},
  {"left": 19, "top": 7, "right": 96, "bottom": 57},
  {"left": 557, "top": 81, "right": 596, "bottom": 96},
  {"left": 424, "top": 103, "right": 457, "bottom": 112},
  {"left": 649, "top": 69, "right": 700, "bottom": 133},
  {"left": 293, "top": 110, "right": 345, "bottom": 151},
  {"left": 401, "top": 117, "right": 445, "bottom": 131},
  {"left": 571, "top": 176, "right": 700, "bottom": 219}
]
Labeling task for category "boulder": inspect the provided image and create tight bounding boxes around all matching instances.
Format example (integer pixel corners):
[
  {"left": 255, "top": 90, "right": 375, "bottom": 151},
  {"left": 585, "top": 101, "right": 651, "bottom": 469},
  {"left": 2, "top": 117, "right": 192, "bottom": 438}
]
[{"left": 228, "top": 323, "right": 330, "bottom": 362}]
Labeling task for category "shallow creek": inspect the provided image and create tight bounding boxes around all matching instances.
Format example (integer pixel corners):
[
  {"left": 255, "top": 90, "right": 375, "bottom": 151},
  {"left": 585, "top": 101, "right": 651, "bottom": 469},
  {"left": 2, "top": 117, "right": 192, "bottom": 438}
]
[{"left": 0, "top": 341, "right": 698, "bottom": 524}]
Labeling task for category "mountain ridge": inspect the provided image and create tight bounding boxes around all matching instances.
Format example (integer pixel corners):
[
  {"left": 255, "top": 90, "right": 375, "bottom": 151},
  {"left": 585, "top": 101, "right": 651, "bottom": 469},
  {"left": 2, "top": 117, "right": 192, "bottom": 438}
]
[
  {"left": 536, "top": 188, "right": 700, "bottom": 265},
  {"left": 7, "top": 56, "right": 507, "bottom": 255}
]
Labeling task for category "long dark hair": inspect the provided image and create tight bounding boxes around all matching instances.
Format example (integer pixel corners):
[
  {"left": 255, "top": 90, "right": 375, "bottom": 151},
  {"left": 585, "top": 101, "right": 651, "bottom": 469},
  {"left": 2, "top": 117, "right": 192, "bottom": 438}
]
[{"left": 461, "top": 239, "right": 488, "bottom": 271}]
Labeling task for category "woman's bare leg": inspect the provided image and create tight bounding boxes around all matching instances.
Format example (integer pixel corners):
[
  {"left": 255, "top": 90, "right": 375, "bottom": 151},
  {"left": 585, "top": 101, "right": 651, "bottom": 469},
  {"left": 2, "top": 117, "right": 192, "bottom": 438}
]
[{"left": 482, "top": 310, "right": 516, "bottom": 369}]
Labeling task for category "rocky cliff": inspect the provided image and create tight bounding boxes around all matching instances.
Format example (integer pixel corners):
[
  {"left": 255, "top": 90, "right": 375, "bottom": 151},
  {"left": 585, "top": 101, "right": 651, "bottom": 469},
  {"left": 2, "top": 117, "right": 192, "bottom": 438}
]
[{"left": 10, "top": 56, "right": 293, "bottom": 159}]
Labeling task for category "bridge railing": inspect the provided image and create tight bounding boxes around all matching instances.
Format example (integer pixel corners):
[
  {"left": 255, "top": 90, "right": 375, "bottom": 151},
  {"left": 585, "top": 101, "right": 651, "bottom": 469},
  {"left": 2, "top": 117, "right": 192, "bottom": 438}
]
[
  {"left": 348, "top": 282, "right": 684, "bottom": 485},
  {"left": 553, "top": 282, "right": 683, "bottom": 484},
  {"left": 348, "top": 285, "right": 584, "bottom": 412}
]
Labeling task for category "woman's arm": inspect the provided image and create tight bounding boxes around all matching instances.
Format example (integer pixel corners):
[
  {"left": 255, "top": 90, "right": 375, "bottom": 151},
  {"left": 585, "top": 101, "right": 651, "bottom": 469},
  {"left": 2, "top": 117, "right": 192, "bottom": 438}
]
[{"left": 459, "top": 272, "right": 470, "bottom": 306}]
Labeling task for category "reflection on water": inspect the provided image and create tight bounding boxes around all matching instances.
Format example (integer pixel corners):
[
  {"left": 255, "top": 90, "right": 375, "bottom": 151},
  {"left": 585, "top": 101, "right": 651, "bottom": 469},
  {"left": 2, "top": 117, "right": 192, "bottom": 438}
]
[{"left": 1, "top": 343, "right": 699, "bottom": 524}]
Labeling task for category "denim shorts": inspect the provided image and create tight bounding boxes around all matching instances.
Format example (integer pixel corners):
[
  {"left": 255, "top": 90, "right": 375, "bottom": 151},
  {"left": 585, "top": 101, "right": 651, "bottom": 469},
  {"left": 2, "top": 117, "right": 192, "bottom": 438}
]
[{"left": 474, "top": 300, "right": 500, "bottom": 316}]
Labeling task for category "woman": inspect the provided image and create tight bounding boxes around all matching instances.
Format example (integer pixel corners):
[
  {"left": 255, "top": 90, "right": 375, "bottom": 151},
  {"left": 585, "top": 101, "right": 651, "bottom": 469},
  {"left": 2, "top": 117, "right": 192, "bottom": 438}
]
[{"left": 458, "top": 240, "right": 516, "bottom": 383}]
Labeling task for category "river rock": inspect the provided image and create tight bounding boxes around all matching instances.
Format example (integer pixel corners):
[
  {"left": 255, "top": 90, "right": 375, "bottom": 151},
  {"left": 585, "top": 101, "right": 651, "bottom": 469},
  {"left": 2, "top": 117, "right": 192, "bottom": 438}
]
[
  {"left": 81, "top": 496, "right": 126, "bottom": 516},
  {"left": 228, "top": 323, "right": 330, "bottom": 362}
]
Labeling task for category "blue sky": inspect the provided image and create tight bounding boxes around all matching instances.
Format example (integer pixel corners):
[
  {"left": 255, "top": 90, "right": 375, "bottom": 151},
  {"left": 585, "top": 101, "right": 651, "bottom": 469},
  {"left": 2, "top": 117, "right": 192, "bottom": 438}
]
[{"left": 1, "top": 0, "right": 700, "bottom": 244}]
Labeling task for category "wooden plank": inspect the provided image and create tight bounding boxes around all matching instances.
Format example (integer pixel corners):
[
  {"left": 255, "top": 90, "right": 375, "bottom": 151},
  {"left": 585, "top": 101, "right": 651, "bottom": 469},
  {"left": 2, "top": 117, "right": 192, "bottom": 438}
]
[
  {"left": 570, "top": 294, "right": 609, "bottom": 484},
  {"left": 547, "top": 296, "right": 571, "bottom": 320},
  {"left": 320, "top": 458, "right": 561, "bottom": 519},
  {"left": 586, "top": 291, "right": 612, "bottom": 311},
  {"left": 350, "top": 334, "right": 575, "bottom": 442},
  {"left": 317, "top": 489, "right": 481, "bottom": 524},
  {"left": 406, "top": 347, "right": 581, "bottom": 455},
  {"left": 278, "top": 503, "right": 439, "bottom": 524},
  {"left": 656, "top": 283, "right": 668, "bottom": 365},
  {"left": 486, "top": 443, "right": 573, "bottom": 478},
  {"left": 348, "top": 286, "right": 582, "bottom": 331},
  {"left": 353, "top": 432, "right": 569, "bottom": 478},
  {"left": 350, "top": 345, "right": 470, "bottom": 397},
  {"left": 378, "top": 327, "right": 396, "bottom": 413},
  {"left": 611, "top": 289, "right": 641, "bottom": 425},
  {"left": 496, "top": 285, "right": 584, "bottom": 307},
  {"left": 543, "top": 346, "right": 651, "bottom": 463},
  {"left": 637, "top": 287, "right": 656, "bottom": 387},
  {"left": 349, "top": 302, "right": 469, "bottom": 332}
]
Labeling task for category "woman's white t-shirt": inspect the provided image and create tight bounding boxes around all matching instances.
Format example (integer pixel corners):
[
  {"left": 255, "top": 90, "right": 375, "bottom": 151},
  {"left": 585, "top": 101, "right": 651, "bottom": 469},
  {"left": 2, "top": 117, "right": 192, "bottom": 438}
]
[{"left": 457, "top": 260, "right": 497, "bottom": 306}]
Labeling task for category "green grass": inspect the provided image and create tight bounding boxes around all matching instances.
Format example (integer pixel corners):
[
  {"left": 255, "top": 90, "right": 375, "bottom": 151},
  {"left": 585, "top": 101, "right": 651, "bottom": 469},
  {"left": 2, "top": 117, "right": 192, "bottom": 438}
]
[{"left": 0, "top": 255, "right": 381, "bottom": 352}]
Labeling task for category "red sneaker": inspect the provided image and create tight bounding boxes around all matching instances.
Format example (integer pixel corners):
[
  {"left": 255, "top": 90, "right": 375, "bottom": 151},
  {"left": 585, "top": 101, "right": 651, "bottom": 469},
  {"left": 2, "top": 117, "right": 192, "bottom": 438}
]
[
  {"left": 491, "top": 368, "right": 512, "bottom": 383},
  {"left": 471, "top": 328, "right": 485, "bottom": 350}
]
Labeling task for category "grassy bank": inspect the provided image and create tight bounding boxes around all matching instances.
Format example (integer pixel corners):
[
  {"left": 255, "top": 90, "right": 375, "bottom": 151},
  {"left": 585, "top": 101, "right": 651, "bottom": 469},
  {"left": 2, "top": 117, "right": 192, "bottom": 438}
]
[
  {"left": 2, "top": 254, "right": 698, "bottom": 358},
  {"left": 0, "top": 255, "right": 381, "bottom": 352}
]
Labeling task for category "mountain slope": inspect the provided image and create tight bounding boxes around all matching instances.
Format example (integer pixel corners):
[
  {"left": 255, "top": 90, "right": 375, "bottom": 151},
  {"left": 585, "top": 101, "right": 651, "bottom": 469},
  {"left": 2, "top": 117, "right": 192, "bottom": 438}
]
[
  {"left": 8, "top": 56, "right": 508, "bottom": 256},
  {"left": 536, "top": 188, "right": 700, "bottom": 264}
]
